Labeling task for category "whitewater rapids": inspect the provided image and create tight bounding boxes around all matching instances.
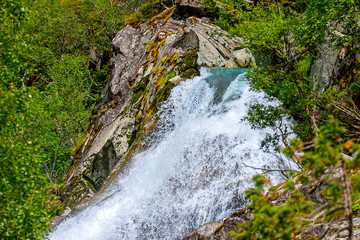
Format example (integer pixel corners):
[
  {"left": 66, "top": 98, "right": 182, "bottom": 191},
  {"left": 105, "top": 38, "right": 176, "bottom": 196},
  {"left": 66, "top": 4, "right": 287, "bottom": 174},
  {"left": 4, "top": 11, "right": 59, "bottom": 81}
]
[{"left": 49, "top": 67, "right": 295, "bottom": 240}]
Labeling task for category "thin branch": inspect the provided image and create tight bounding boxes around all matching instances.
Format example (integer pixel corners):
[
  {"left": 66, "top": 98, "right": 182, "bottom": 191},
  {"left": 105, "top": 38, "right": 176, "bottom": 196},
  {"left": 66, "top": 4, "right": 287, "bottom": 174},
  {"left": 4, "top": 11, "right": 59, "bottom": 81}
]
[
  {"left": 340, "top": 160, "right": 353, "bottom": 239},
  {"left": 78, "top": 120, "right": 85, "bottom": 132},
  {"left": 329, "top": 227, "right": 349, "bottom": 240},
  {"left": 330, "top": 99, "right": 360, "bottom": 122},
  {"left": 243, "top": 162, "right": 296, "bottom": 173},
  {"left": 297, "top": 140, "right": 316, "bottom": 151},
  {"left": 301, "top": 143, "right": 316, "bottom": 150},
  {"left": 299, "top": 206, "right": 344, "bottom": 225},
  {"left": 161, "top": 1, "right": 171, "bottom": 9},
  {"left": 340, "top": 152, "right": 354, "bottom": 161}
]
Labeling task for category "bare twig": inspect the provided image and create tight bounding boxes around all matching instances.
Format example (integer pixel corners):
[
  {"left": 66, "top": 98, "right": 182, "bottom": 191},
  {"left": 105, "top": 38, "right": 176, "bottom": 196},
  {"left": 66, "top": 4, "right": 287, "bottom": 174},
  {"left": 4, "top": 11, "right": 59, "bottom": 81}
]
[
  {"left": 340, "top": 160, "right": 353, "bottom": 239},
  {"left": 78, "top": 120, "right": 85, "bottom": 132},
  {"left": 331, "top": 101, "right": 360, "bottom": 122},
  {"left": 340, "top": 152, "right": 354, "bottom": 161},
  {"left": 243, "top": 162, "right": 296, "bottom": 173},
  {"left": 299, "top": 206, "right": 344, "bottom": 225},
  {"left": 302, "top": 143, "right": 316, "bottom": 150},
  {"left": 329, "top": 227, "right": 349, "bottom": 240},
  {"left": 297, "top": 140, "right": 316, "bottom": 151}
]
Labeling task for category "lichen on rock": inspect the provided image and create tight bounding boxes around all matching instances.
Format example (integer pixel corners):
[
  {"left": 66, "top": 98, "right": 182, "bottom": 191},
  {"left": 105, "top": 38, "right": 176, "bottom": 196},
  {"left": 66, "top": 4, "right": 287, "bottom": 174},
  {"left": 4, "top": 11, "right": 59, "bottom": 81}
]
[{"left": 58, "top": 1, "right": 256, "bottom": 217}]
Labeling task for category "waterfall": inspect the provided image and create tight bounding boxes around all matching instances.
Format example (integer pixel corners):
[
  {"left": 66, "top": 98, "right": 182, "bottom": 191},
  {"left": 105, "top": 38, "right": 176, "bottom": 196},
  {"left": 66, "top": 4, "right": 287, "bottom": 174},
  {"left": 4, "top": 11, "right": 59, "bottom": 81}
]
[{"left": 50, "top": 67, "right": 295, "bottom": 240}]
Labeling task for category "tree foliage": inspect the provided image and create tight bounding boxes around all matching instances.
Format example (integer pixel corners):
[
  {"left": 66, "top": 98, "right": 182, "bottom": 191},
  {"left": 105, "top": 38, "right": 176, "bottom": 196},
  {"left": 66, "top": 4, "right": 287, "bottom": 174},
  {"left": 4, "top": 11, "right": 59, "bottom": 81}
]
[
  {"left": 201, "top": 0, "right": 360, "bottom": 238},
  {"left": 28, "top": 55, "right": 92, "bottom": 181},
  {"left": 16, "top": 0, "right": 156, "bottom": 184},
  {"left": 232, "top": 118, "right": 360, "bottom": 239},
  {"left": 0, "top": 0, "right": 156, "bottom": 238},
  {"left": 0, "top": 2, "right": 54, "bottom": 238},
  {"left": 203, "top": 0, "right": 360, "bottom": 141},
  {"left": 0, "top": 86, "right": 54, "bottom": 239},
  {"left": 1, "top": 0, "right": 359, "bottom": 237},
  {"left": 0, "top": 0, "right": 29, "bottom": 87}
]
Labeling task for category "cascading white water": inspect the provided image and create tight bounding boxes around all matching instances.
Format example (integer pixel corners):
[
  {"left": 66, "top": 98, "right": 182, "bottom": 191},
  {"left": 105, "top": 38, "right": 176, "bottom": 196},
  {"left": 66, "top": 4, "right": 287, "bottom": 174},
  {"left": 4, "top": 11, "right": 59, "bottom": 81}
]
[{"left": 50, "top": 67, "right": 296, "bottom": 240}]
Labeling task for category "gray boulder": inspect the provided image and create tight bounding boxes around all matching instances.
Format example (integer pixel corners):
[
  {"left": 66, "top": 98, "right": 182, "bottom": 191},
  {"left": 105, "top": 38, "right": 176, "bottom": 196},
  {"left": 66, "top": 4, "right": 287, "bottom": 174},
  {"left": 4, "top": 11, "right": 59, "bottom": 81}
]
[
  {"left": 226, "top": 48, "right": 256, "bottom": 68},
  {"left": 310, "top": 28, "right": 357, "bottom": 93}
]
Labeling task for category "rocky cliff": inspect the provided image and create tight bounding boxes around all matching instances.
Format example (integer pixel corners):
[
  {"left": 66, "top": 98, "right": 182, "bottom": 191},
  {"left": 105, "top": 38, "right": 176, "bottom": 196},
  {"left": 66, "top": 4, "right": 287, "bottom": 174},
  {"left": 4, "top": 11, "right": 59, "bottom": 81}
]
[
  {"left": 310, "top": 32, "right": 360, "bottom": 93},
  {"left": 58, "top": 1, "right": 256, "bottom": 216}
]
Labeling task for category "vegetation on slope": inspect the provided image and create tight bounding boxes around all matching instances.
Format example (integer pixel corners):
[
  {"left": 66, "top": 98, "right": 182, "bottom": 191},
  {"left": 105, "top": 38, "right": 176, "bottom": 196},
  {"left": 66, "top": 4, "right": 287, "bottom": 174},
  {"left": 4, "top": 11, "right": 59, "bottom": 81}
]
[
  {"left": 1, "top": 0, "right": 359, "bottom": 238},
  {"left": 201, "top": 0, "right": 360, "bottom": 238},
  {"left": 1, "top": 1, "right": 53, "bottom": 238},
  {"left": 0, "top": 0, "right": 157, "bottom": 238}
]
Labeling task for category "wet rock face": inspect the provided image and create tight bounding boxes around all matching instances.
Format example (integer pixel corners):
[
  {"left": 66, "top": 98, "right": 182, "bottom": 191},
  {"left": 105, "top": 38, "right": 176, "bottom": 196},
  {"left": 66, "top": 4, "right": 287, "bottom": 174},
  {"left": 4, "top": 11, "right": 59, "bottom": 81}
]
[
  {"left": 60, "top": 3, "right": 255, "bottom": 212},
  {"left": 87, "top": 142, "right": 119, "bottom": 191},
  {"left": 173, "top": 30, "right": 199, "bottom": 52},
  {"left": 310, "top": 35, "right": 340, "bottom": 92},
  {"left": 310, "top": 30, "right": 357, "bottom": 93}
]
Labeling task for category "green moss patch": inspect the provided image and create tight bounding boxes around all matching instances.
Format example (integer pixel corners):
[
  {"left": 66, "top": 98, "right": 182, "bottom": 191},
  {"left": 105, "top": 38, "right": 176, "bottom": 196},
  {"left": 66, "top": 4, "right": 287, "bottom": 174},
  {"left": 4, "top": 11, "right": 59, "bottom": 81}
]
[
  {"left": 178, "top": 49, "right": 200, "bottom": 77},
  {"left": 180, "top": 68, "right": 198, "bottom": 79}
]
